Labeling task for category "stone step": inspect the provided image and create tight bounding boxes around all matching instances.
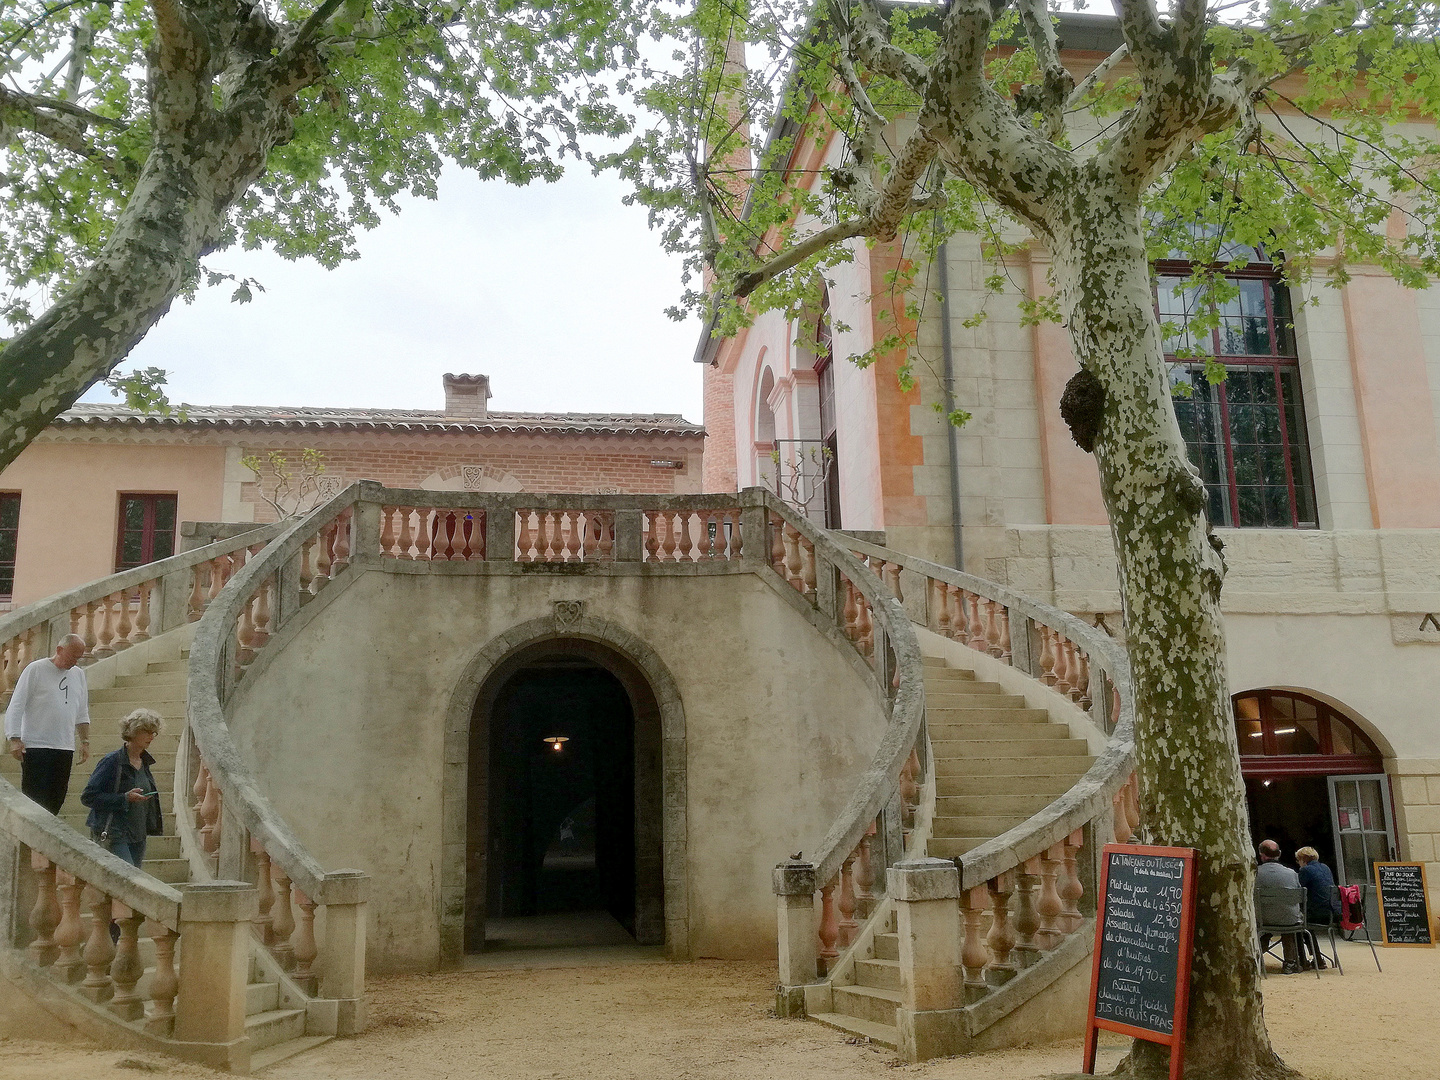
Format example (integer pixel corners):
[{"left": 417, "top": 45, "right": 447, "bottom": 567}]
[
  {"left": 808, "top": 1012, "right": 899, "bottom": 1050},
  {"left": 928, "top": 837, "right": 1001, "bottom": 858},
  {"left": 873, "top": 932, "right": 899, "bottom": 961},
  {"left": 936, "top": 793, "right": 1057, "bottom": 817},
  {"left": 142, "top": 858, "right": 191, "bottom": 885},
  {"left": 144, "top": 834, "right": 183, "bottom": 860},
  {"left": 250, "top": 1035, "right": 334, "bottom": 1073},
  {"left": 926, "top": 682, "right": 1005, "bottom": 698},
  {"left": 247, "top": 980, "right": 280, "bottom": 1015},
  {"left": 935, "top": 775, "right": 1078, "bottom": 798},
  {"left": 928, "top": 708, "right": 1051, "bottom": 726},
  {"left": 933, "top": 755, "right": 1093, "bottom": 778},
  {"left": 111, "top": 672, "right": 187, "bottom": 689},
  {"left": 922, "top": 668, "right": 976, "bottom": 683},
  {"left": 146, "top": 660, "right": 190, "bottom": 674},
  {"left": 932, "top": 738, "right": 1090, "bottom": 758},
  {"left": 245, "top": 1008, "right": 308, "bottom": 1052},
  {"left": 931, "top": 815, "right": 1029, "bottom": 838},
  {"left": 930, "top": 724, "right": 1070, "bottom": 742},
  {"left": 927, "top": 694, "right": 1029, "bottom": 711},
  {"left": 921, "top": 656, "right": 948, "bottom": 668},
  {"left": 831, "top": 984, "right": 900, "bottom": 1027},
  {"left": 57, "top": 810, "right": 177, "bottom": 831},
  {"left": 853, "top": 957, "right": 901, "bottom": 992},
  {"left": 88, "top": 703, "right": 187, "bottom": 721},
  {"left": 90, "top": 686, "right": 186, "bottom": 704}
]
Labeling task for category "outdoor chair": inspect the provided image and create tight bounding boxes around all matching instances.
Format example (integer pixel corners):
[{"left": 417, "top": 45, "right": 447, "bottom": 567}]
[
  {"left": 1339, "top": 882, "right": 1383, "bottom": 972},
  {"left": 1255, "top": 883, "right": 1320, "bottom": 979},
  {"left": 1303, "top": 888, "right": 1344, "bottom": 975}
]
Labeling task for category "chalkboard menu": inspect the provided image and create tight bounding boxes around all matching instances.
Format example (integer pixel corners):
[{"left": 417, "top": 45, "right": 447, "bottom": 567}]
[
  {"left": 1084, "top": 845, "right": 1198, "bottom": 1080},
  {"left": 1375, "top": 862, "right": 1434, "bottom": 947}
]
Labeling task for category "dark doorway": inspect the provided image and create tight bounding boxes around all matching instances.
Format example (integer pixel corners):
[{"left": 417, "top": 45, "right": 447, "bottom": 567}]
[
  {"left": 487, "top": 660, "right": 636, "bottom": 928},
  {"left": 464, "top": 639, "right": 666, "bottom": 955},
  {"left": 1245, "top": 776, "right": 1334, "bottom": 870}
]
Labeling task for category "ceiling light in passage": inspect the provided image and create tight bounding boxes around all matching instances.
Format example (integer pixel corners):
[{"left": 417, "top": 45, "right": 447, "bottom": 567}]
[{"left": 543, "top": 736, "right": 569, "bottom": 753}]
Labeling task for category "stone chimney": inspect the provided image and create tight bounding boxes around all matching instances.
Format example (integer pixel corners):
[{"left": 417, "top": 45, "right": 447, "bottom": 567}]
[{"left": 443, "top": 373, "right": 491, "bottom": 419}]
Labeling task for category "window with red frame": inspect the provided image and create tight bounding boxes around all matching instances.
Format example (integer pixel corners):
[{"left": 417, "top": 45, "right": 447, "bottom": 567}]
[
  {"left": 0, "top": 493, "right": 19, "bottom": 600},
  {"left": 1232, "top": 689, "right": 1381, "bottom": 774},
  {"left": 1157, "top": 246, "right": 1318, "bottom": 528},
  {"left": 115, "top": 494, "right": 178, "bottom": 572}
]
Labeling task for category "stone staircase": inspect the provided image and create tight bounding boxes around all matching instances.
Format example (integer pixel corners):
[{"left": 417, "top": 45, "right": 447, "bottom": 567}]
[
  {"left": 1, "top": 641, "right": 329, "bottom": 1069},
  {"left": 810, "top": 651, "right": 1096, "bottom": 1047}
]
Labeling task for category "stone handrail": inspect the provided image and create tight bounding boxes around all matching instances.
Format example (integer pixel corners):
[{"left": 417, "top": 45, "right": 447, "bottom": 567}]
[{"left": 0, "top": 523, "right": 283, "bottom": 702}]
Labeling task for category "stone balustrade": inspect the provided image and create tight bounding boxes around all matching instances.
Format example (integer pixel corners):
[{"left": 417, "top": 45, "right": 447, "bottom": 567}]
[{"left": 380, "top": 506, "right": 484, "bottom": 561}]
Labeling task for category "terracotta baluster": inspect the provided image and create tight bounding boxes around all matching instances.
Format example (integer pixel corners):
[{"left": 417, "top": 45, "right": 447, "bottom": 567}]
[
  {"left": 515, "top": 511, "right": 534, "bottom": 561},
  {"left": 208, "top": 555, "right": 231, "bottom": 606},
  {"left": 967, "top": 593, "right": 986, "bottom": 653},
  {"left": 80, "top": 886, "right": 115, "bottom": 1002},
  {"left": 729, "top": 509, "right": 743, "bottom": 558},
  {"left": 396, "top": 507, "right": 415, "bottom": 560},
  {"left": 270, "top": 869, "right": 296, "bottom": 969},
  {"left": 332, "top": 510, "right": 352, "bottom": 571},
  {"left": 984, "top": 599, "right": 1002, "bottom": 657},
  {"left": 28, "top": 853, "right": 59, "bottom": 966},
  {"left": 817, "top": 880, "right": 840, "bottom": 974},
  {"left": 1112, "top": 786, "right": 1133, "bottom": 844},
  {"left": 579, "top": 514, "right": 596, "bottom": 560},
  {"left": 676, "top": 512, "right": 693, "bottom": 562},
  {"left": 200, "top": 769, "right": 222, "bottom": 854},
  {"left": 799, "top": 535, "right": 817, "bottom": 596},
  {"left": 253, "top": 841, "right": 275, "bottom": 945},
  {"left": 1038, "top": 625, "right": 1057, "bottom": 686},
  {"left": 933, "top": 578, "right": 950, "bottom": 637},
  {"left": 379, "top": 507, "right": 398, "bottom": 557},
  {"left": 1125, "top": 775, "right": 1141, "bottom": 839},
  {"left": 53, "top": 871, "right": 85, "bottom": 982},
  {"left": 598, "top": 514, "right": 614, "bottom": 561},
  {"left": 21, "top": 628, "right": 35, "bottom": 667},
  {"left": 643, "top": 513, "right": 660, "bottom": 561},
  {"left": 1060, "top": 829, "right": 1085, "bottom": 933},
  {"left": 458, "top": 511, "right": 474, "bottom": 560},
  {"left": 251, "top": 579, "right": 272, "bottom": 652},
  {"left": 883, "top": 561, "right": 903, "bottom": 603},
  {"left": 114, "top": 589, "right": 134, "bottom": 649},
  {"left": 1066, "top": 641, "right": 1084, "bottom": 703},
  {"left": 854, "top": 593, "right": 873, "bottom": 658},
  {"left": 855, "top": 824, "right": 876, "bottom": 915},
  {"left": 837, "top": 855, "right": 859, "bottom": 949},
  {"left": 80, "top": 599, "right": 99, "bottom": 660},
  {"left": 186, "top": 563, "right": 206, "bottom": 621},
  {"left": 191, "top": 760, "right": 209, "bottom": 817},
  {"left": 1014, "top": 857, "right": 1043, "bottom": 968},
  {"left": 1074, "top": 647, "right": 1092, "bottom": 708},
  {"left": 92, "top": 595, "right": 116, "bottom": 659},
  {"left": 952, "top": 586, "right": 970, "bottom": 644},
  {"left": 107, "top": 906, "right": 146, "bottom": 1020},
  {"left": 0, "top": 640, "right": 11, "bottom": 696},
  {"left": 1036, "top": 843, "right": 1064, "bottom": 949},
  {"left": 537, "top": 512, "right": 555, "bottom": 561},
  {"left": 471, "top": 511, "right": 485, "bottom": 560},
  {"left": 782, "top": 523, "right": 804, "bottom": 593},
  {"left": 292, "top": 890, "right": 319, "bottom": 992},
  {"left": 899, "top": 747, "right": 920, "bottom": 828},
  {"left": 133, "top": 581, "right": 152, "bottom": 642},
  {"left": 768, "top": 515, "right": 785, "bottom": 573},
  {"left": 842, "top": 580, "right": 859, "bottom": 641},
  {"left": 235, "top": 591, "right": 257, "bottom": 668},
  {"left": 314, "top": 527, "right": 333, "bottom": 585},
  {"left": 985, "top": 871, "right": 1018, "bottom": 985},
  {"left": 1052, "top": 633, "right": 1072, "bottom": 696},
  {"left": 297, "top": 537, "right": 316, "bottom": 597},
  {"left": 559, "top": 512, "right": 577, "bottom": 561},
  {"left": 960, "top": 886, "right": 991, "bottom": 1002},
  {"left": 997, "top": 606, "right": 1012, "bottom": 663},
  {"left": 148, "top": 926, "right": 179, "bottom": 1032}
]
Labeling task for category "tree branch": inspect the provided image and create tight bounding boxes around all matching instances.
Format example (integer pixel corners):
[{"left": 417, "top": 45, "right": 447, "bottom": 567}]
[
  {"left": 1015, "top": 0, "right": 1073, "bottom": 141},
  {"left": 868, "top": 127, "right": 939, "bottom": 240},
  {"left": 1065, "top": 42, "right": 1128, "bottom": 112},
  {"left": 851, "top": 0, "right": 930, "bottom": 94},
  {"left": 284, "top": 0, "right": 346, "bottom": 57},
  {"left": 0, "top": 86, "right": 126, "bottom": 173}
]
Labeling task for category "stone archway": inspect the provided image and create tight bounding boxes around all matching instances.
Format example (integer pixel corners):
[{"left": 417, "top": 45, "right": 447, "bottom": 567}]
[{"left": 438, "top": 613, "right": 687, "bottom": 965}]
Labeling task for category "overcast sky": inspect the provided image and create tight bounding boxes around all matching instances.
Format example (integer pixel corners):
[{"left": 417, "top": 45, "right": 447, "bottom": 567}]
[{"left": 79, "top": 165, "right": 705, "bottom": 422}]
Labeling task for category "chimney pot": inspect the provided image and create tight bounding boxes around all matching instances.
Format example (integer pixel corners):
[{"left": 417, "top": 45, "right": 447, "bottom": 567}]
[{"left": 443, "top": 373, "right": 491, "bottom": 419}]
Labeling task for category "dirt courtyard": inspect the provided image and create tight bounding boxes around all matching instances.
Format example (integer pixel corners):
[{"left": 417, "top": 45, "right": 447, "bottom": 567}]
[{"left": 0, "top": 940, "right": 1433, "bottom": 1080}]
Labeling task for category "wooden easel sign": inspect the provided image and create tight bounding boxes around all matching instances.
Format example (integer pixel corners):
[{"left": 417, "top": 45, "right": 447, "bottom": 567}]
[
  {"left": 1374, "top": 862, "right": 1434, "bottom": 947},
  {"left": 1083, "top": 844, "right": 1199, "bottom": 1080}
]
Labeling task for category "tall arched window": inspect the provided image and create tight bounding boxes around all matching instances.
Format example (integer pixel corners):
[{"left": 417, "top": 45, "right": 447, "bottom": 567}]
[
  {"left": 1232, "top": 690, "right": 1381, "bottom": 773},
  {"left": 1158, "top": 245, "right": 1318, "bottom": 528}
]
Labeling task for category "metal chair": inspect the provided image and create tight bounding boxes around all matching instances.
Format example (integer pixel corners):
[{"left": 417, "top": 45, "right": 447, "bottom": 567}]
[
  {"left": 1303, "top": 888, "right": 1344, "bottom": 974},
  {"left": 1255, "top": 883, "right": 1320, "bottom": 979},
  {"left": 1340, "top": 882, "right": 1383, "bottom": 972}
]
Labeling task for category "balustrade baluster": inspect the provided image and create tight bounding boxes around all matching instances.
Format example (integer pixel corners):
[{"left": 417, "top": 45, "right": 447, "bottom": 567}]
[
  {"left": 470, "top": 512, "right": 485, "bottom": 560},
  {"left": 659, "top": 513, "right": 678, "bottom": 561},
  {"left": 1074, "top": 647, "right": 1091, "bottom": 707},
  {"left": 1053, "top": 634, "right": 1073, "bottom": 697},
  {"left": 200, "top": 769, "right": 222, "bottom": 855},
  {"left": 81, "top": 599, "right": 99, "bottom": 660},
  {"left": 298, "top": 537, "right": 316, "bottom": 597},
  {"left": 235, "top": 592, "right": 257, "bottom": 668},
  {"left": 985, "top": 872, "right": 1018, "bottom": 985},
  {"left": 379, "top": 507, "right": 398, "bottom": 556},
  {"left": 0, "top": 640, "right": 12, "bottom": 697},
  {"left": 644, "top": 514, "right": 660, "bottom": 561},
  {"left": 396, "top": 507, "right": 415, "bottom": 559},
  {"left": 80, "top": 886, "right": 115, "bottom": 1002},
  {"left": 817, "top": 881, "right": 840, "bottom": 973},
  {"left": 292, "top": 890, "right": 319, "bottom": 993},
  {"left": 728, "top": 510, "right": 743, "bottom": 558},
  {"left": 107, "top": 907, "right": 146, "bottom": 1020},
  {"left": 855, "top": 593, "right": 873, "bottom": 659},
  {"left": 933, "top": 578, "right": 950, "bottom": 636},
  {"left": 960, "top": 886, "right": 990, "bottom": 1002},
  {"left": 28, "top": 854, "right": 59, "bottom": 966},
  {"left": 968, "top": 593, "right": 987, "bottom": 653},
  {"left": 515, "top": 511, "right": 534, "bottom": 561},
  {"left": 252, "top": 579, "right": 272, "bottom": 652},
  {"left": 1038, "top": 625, "right": 1057, "bottom": 686},
  {"left": 842, "top": 580, "right": 859, "bottom": 641},
  {"left": 1014, "top": 858, "right": 1042, "bottom": 967},
  {"left": 1060, "top": 829, "right": 1085, "bottom": 932},
  {"left": 148, "top": 926, "right": 179, "bottom": 1033},
  {"left": 676, "top": 512, "right": 693, "bottom": 562},
  {"left": 883, "top": 561, "right": 903, "bottom": 602},
  {"left": 270, "top": 870, "right": 296, "bottom": 969},
  {"left": 855, "top": 824, "right": 876, "bottom": 916},
  {"left": 837, "top": 855, "right": 859, "bottom": 949},
  {"left": 133, "top": 581, "right": 152, "bottom": 642},
  {"left": 579, "top": 513, "right": 597, "bottom": 560},
  {"left": 540, "top": 512, "right": 558, "bottom": 561},
  {"left": 952, "top": 586, "right": 969, "bottom": 643},
  {"left": 768, "top": 515, "right": 785, "bottom": 574},
  {"left": 253, "top": 841, "right": 275, "bottom": 945},
  {"left": 1036, "top": 843, "right": 1064, "bottom": 948},
  {"left": 208, "top": 555, "right": 230, "bottom": 607},
  {"left": 314, "top": 531, "right": 333, "bottom": 589},
  {"left": 332, "top": 511, "right": 352, "bottom": 571},
  {"left": 997, "top": 605, "right": 1012, "bottom": 663},
  {"left": 984, "top": 599, "right": 1002, "bottom": 658},
  {"left": 1065, "top": 641, "right": 1084, "bottom": 702},
  {"left": 53, "top": 871, "right": 85, "bottom": 982},
  {"left": 93, "top": 595, "right": 116, "bottom": 659},
  {"left": 799, "top": 535, "right": 817, "bottom": 596},
  {"left": 899, "top": 748, "right": 919, "bottom": 828},
  {"left": 781, "top": 524, "right": 804, "bottom": 593},
  {"left": 562, "top": 512, "right": 579, "bottom": 561},
  {"left": 115, "top": 590, "right": 134, "bottom": 649},
  {"left": 598, "top": 513, "right": 614, "bottom": 561}
]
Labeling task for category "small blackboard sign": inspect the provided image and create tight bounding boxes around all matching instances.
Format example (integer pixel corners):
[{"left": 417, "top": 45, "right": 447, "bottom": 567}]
[
  {"left": 1084, "top": 845, "right": 1198, "bottom": 1080},
  {"left": 1374, "top": 862, "right": 1434, "bottom": 947}
]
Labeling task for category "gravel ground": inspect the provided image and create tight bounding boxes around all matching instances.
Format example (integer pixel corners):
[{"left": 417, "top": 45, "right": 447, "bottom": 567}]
[{"left": 0, "top": 939, "right": 1432, "bottom": 1080}]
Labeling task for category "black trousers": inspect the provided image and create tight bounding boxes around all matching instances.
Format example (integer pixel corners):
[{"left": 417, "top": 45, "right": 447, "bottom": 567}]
[{"left": 20, "top": 747, "right": 73, "bottom": 814}]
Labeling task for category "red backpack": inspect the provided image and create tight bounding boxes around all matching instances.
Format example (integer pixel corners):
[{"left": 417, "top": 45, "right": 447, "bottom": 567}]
[{"left": 1339, "top": 884, "right": 1364, "bottom": 932}]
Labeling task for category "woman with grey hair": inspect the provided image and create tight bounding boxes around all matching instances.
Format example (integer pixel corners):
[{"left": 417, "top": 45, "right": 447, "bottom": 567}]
[{"left": 81, "top": 707, "right": 165, "bottom": 868}]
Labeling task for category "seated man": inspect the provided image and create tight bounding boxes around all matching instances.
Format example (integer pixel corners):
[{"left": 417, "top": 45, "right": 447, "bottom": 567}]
[
  {"left": 1296, "top": 846, "right": 1342, "bottom": 969},
  {"left": 1255, "top": 839, "right": 1303, "bottom": 974}
]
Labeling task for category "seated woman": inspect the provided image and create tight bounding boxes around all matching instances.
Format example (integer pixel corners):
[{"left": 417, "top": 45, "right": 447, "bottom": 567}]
[
  {"left": 81, "top": 708, "right": 165, "bottom": 868},
  {"left": 1296, "top": 846, "right": 1342, "bottom": 969}
]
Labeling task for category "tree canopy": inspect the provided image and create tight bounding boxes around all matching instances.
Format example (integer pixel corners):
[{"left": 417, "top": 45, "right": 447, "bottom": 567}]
[{"left": 0, "top": 0, "right": 647, "bottom": 469}]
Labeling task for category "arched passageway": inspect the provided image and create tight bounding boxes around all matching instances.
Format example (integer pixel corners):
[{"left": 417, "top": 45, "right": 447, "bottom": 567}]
[{"left": 464, "top": 637, "right": 665, "bottom": 954}]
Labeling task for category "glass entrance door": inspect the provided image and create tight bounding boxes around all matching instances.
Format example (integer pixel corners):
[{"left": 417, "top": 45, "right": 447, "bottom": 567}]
[{"left": 1327, "top": 774, "right": 1398, "bottom": 890}]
